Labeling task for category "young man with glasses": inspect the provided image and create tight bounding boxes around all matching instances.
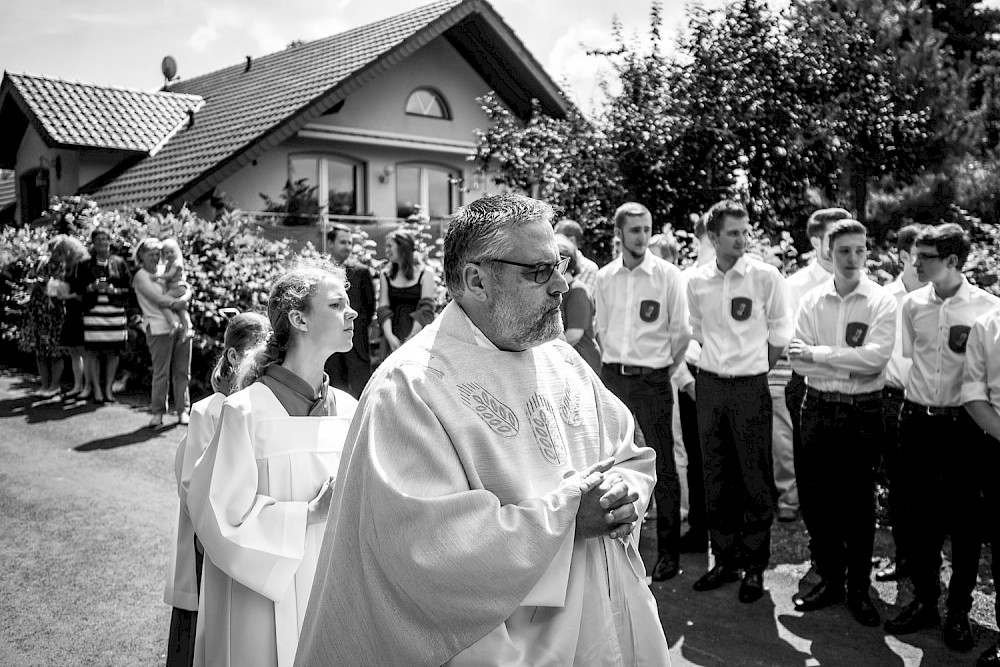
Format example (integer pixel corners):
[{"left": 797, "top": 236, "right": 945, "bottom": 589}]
[
  {"left": 787, "top": 220, "right": 897, "bottom": 626},
  {"left": 594, "top": 201, "right": 692, "bottom": 582},
  {"left": 884, "top": 223, "right": 999, "bottom": 651},
  {"left": 686, "top": 199, "right": 793, "bottom": 603}
]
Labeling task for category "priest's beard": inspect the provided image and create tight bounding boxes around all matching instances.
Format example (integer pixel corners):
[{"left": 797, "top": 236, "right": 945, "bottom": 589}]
[{"left": 490, "top": 286, "right": 563, "bottom": 350}]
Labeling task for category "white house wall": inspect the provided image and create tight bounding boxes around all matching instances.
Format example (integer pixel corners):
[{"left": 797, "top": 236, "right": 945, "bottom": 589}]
[{"left": 215, "top": 34, "right": 507, "bottom": 218}]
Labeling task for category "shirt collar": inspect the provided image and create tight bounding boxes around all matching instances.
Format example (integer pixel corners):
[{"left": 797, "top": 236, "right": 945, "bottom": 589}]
[
  {"left": 929, "top": 275, "right": 972, "bottom": 303},
  {"left": 612, "top": 250, "right": 653, "bottom": 275},
  {"left": 716, "top": 255, "right": 748, "bottom": 276},
  {"left": 807, "top": 260, "right": 831, "bottom": 282},
  {"left": 264, "top": 363, "right": 327, "bottom": 401},
  {"left": 820, "top": 273, "right": 874, "bottom": 299},
  {"left": 454, "top": 303, "right": 499, "bottom": 350}
]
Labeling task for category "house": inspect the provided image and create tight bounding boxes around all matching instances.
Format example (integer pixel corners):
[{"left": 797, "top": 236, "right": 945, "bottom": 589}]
[{"left": 0, "top": 0, "right": 569, "bottom": 249}]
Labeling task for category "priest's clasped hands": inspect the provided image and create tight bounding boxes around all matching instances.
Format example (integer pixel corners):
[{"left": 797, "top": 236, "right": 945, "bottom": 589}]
[{"left": 575, "top": 457, "right": 641, "bottom": 541}]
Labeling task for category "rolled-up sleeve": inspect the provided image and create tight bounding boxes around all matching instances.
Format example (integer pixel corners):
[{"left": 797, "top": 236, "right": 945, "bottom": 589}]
[
  {"left": 766, "top": 272, "right": 793, "bottom": 348},
  {"left": 961, "top": 316, "right": 992, "bottom": 405}
]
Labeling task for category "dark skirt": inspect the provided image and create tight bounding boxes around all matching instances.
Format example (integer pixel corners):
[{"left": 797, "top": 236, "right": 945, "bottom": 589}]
[{"left": 60, "top": 299, "right": 85, "bottom": 347}]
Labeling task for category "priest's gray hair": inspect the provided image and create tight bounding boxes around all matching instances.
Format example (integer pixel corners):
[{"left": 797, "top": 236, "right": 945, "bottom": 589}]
[{"left": 444, "top": 193, "right": 555, "bottom": 296}]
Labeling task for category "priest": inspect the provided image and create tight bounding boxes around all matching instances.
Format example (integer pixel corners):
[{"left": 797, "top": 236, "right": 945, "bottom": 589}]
[{"left": 295, "top": 193, "right": 670, "bottom": 666}]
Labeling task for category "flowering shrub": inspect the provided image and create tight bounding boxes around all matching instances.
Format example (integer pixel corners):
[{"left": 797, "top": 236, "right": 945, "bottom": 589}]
[{"left": 1, "top": 198, "right": 322, "bottom": 395}]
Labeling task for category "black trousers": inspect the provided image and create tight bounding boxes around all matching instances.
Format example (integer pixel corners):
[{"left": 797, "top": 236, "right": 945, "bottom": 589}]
[
  {"left": 678, "top": 367, "right": 707, "bottom": 543},
  {"left": 697, "top": 372, "right": 776, "bottom": 571},
  {"left": 880, "top": 385, "right": 908, "bottom": 565},
  {"left": 784, "top": 372, "right": 815, "bottom": 555},
  {"left": 800, "top": 392, "right": 881, "bottom": 590},
  {"left": 985, "top": 441, "right": 1000, "bottom": 622},
  {"left": 325, "top": 350, "right": 372, "bottom": 399},
  {"left": 897, "top": 402, "right": 985, "bottom": 613},
  {"left": 601, "top": 366, "right": 680, "bottom": 559}
]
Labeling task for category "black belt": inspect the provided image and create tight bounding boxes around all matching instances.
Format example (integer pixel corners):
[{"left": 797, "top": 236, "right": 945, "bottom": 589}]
[
  {"left": 883, "top": 385, "right": 905, "bottom": 400},
  {"left": 805, "top": 387, "right": 883, "bottom": 406},
  {"left": 903, "top": 399, "right": 965, "bottom": 419},
  {"left": 603, "top": 363, "right": 667, "bottom": 377},
  {"left": 698, "top": 368, "right": 766, "bottom": 381}
]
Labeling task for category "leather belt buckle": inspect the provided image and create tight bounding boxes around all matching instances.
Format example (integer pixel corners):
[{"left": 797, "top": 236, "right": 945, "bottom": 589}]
[{"left": 619, "top": 364, "right": 640, "bottom": 377}]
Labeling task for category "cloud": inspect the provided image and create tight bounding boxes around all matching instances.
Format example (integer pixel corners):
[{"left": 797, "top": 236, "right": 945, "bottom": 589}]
[
  {"left": 546, "top": 21, "right": 620, "bottom": 113},
  {"left": 187, "top": 1, "right": 351, "bottom": 54},
  {"left": 188, "top": 6, "right": 243, "bottom": 52}
]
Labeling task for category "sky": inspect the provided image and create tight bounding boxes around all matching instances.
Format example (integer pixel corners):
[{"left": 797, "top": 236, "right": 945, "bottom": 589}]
[{"left": 0, "top": 0, "right": 752, "bottom": 114}]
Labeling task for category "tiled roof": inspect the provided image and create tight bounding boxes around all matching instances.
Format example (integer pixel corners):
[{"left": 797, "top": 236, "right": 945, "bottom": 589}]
[
  {"left": 4, "top": 73, "right": 203, "bottom": 155},
  {"left": 89, "top": 0, "right": 468, "bottom": 211}
]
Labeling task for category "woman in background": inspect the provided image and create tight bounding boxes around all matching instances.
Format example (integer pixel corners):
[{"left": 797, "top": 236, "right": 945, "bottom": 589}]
[
  {"left": 20, "top": 236, "right": 68, "bottom": 397},
  {"left": 187, "top": 259, "right": 358, "bottom": 667},
  {"left": 377, "top": 229, "right": 436, "bottom": 354},
  {"left": 56, "top": 235, "right": 91, "bottom": 400},
  {"left": 163, "top": 311, "right": 270, "bottom": 667},
  {"left": 132, "top": 238, "right": 192, "bottom": 426},
  {"left": 554, "top": 234, "right": 601, "bottom": 373},
  {"left": 79, "top": 228, "right": 131, "bottom": 403}
]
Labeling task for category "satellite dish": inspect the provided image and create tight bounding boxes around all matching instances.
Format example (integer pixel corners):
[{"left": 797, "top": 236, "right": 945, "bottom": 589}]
[{"left": 161, "top": 56, "right": 178, "bottom": 81}]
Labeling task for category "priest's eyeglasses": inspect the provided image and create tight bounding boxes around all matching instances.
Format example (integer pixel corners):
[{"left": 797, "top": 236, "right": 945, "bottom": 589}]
[{"left": 479, "top": 255, "right": 571, "bottom": 284}]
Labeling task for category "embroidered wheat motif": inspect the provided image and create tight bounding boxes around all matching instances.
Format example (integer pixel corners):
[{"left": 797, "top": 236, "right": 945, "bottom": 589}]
[
  {"left": 526, "top": 394, "right": 567, "bottom": 466},
  {"left": 559, "top": 383, "right": 582, "bottom": 426},
  {"left": 457, "top": 383, "right": 519, "bottom": 437}
]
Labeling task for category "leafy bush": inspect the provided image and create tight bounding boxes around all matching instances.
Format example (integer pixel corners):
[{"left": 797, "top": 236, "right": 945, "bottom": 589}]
[{"left": 0, "top": 197, "right": 318, "bottom": 396}]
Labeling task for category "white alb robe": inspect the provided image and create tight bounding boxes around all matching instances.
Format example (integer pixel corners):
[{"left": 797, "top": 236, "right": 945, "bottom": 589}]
[
  {"left": 188, "top": 383, "right": 355, "bottom": 667},
  {"left": 295, "top": 301, "right": 670, "bottom": 666},
  {"left": 164, "top": 391, "right": 226, "bottom": 612}
]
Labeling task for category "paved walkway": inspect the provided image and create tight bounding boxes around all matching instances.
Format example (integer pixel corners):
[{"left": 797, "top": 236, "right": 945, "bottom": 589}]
[{"left": 1, "top": 371, "right": 995, "bottom": 666}]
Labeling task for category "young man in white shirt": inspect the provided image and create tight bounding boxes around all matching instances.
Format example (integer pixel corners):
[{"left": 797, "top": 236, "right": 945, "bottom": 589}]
[
  {"left": 778, "top": 208, "right": 852, "bottom": 530},
  {"left": 874, "top": 223, "right": 928, "bottom": 583},
  {"left": 787, "top": 220, "right": 897, "bottom": 627},
  {"left": 686, "top": 199, "right": 793, "bottom": 603},
  {"left": 884, "top": 223, "right": 1000, "bottom": 651},
  {"left": 962, "top": 308, "right": 1000, "bottom": 666},
  {"left": 594, "top": 202, "right": 692, "bottom": 582}
]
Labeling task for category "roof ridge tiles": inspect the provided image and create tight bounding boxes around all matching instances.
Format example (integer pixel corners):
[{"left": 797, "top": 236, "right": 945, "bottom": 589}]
[{"left": 7, "top": 71, "right": 203, "bottom": 103}]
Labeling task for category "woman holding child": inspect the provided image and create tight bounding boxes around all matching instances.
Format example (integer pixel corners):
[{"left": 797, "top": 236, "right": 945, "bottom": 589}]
[
  {"left": 187, "top": 259, "right": 358, "bottom": 667},
  {"left": 132, "top": 237, "right": 193, "bottom": 426}
]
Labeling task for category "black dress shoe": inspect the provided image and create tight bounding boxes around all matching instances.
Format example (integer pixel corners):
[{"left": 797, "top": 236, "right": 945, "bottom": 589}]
[
  {"left": 692, "top": 564, "right": 740, "bottom": 592},
  {"left": 846, "top": 590, "right": 881, "bottom": 627},
  {"left": 739, "top": 570, "right": 765, "bottom": 603},
  {"left": 678, "top": 531, "right": 708, "bottom": 553},
  {"left": 874, "top": 560, "right": 907, "bottom": 582},
  {"left": 977, "top": 641, "right": 1000, "bottom": 666},
  {"left": 651, "top": 556, "right": 680, "bottom": 582},
  {"left": 884, "top": 600, "right": 939, "bottom": 635},
  {"left": 943, "top": 611, "right": 974, "bottom": 651},
  {"left": 793, "top": 579, "right": 845, "bottom": 611}
]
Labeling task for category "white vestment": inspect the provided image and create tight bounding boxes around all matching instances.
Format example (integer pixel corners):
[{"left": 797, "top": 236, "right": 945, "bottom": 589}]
[
  {"left": 295, "top": 301, "right": 670, "bottom": 667},
  {"left": 188, "top": 383, "right": 355, "bottom": 667},
  {"left": 164, "top": 391, "right": 226, "bottom": 611}
]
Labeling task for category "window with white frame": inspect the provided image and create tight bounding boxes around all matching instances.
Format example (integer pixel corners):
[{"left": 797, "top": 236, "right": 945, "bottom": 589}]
[
  {"left": 395, "top": 163, "right": 458, "bottom": 220},
  {"left": 405, "top": 88, "right": 450, "bottom": 120},
  {"left": 289, "top": 154, "right": 366, "bottom": 216}
]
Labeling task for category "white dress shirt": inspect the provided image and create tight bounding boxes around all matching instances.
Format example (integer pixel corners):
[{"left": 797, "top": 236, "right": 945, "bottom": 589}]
[
  {"left": 902, "top": 277, "right": 1000, "bottom": 407},
  {"left": 791, "top": 275, "right": 897, "bottom": 394},
  {"left": 883, "top": 278, "right": 913, "bottom": 390},
  {"left": 687, "top": 255, "right": 793, "bottom": 376},
  {"left": 786, "top": 259, "right": 831, "bottom": 320},
  {"left": 961, "top": 308, "right": 1000, "bottom": 419},
  {"left": 594, "top": 251, "right": 690, "bottom": 369}
]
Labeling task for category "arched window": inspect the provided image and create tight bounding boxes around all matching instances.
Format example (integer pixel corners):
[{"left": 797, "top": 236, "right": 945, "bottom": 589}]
[{"left": 405, "top": 88, "right": 450, "bottom": 119}]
